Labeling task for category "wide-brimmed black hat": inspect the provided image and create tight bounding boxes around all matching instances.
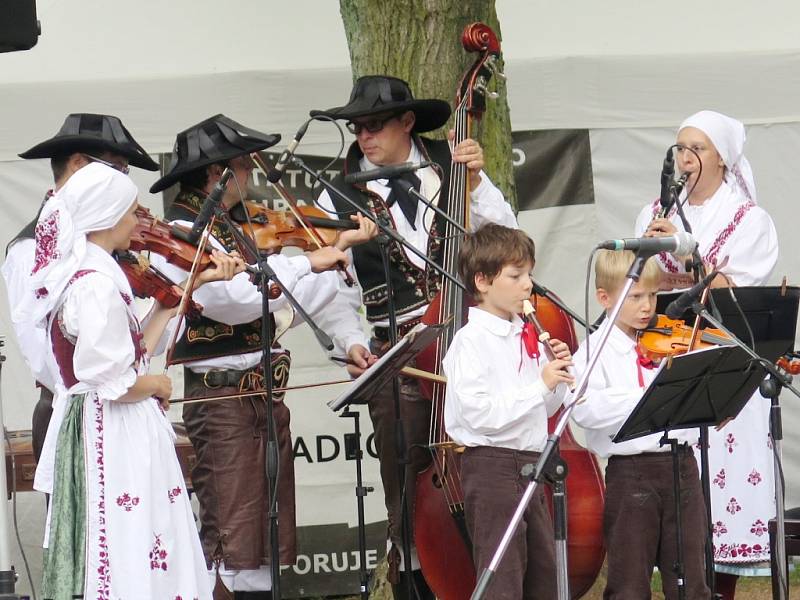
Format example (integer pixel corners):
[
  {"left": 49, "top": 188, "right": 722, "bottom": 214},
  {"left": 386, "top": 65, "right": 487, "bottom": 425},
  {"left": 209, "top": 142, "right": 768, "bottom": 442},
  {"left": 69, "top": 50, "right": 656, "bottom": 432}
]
[
  {"left": 18, "top": 113, "right": 159, "bottom": 171},
  {"left": 150, "top": 114, "right": 280, "bottom": 193},
  {"left": 310, "top": 75, "right": 451, "bottom": 133}
]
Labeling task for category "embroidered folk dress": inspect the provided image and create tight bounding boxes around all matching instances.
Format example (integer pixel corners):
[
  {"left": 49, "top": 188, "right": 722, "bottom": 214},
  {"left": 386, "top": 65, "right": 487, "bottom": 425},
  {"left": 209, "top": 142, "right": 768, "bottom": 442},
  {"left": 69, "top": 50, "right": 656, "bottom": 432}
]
[
  {"left": 36, "top": 245, "right": 211, "bottom": 600},
  {"left": 635, "top": 181, "right": 779, "bottom": 569}
]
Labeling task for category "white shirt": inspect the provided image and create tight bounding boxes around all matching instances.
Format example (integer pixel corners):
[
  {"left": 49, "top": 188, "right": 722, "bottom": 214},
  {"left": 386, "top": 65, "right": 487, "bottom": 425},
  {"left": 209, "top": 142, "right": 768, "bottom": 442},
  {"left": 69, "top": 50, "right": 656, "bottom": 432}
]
[
  {"left": 571, "top": 320, "right": 698, "bottom": 458},
  {"left": 150, "top": 219, "right": 343, "bottom": 371},
  {"left": 634, "top": 181, "right": 778, "bottom": 286},
  {"left": 316, "top": 141, "right": 518, "bottom": 352},
  {"left": 2, "top": 238, "right": 57, "bottom": 391},
  {"left": 442, "top": 307, "right": 564, "bottom": 451}
]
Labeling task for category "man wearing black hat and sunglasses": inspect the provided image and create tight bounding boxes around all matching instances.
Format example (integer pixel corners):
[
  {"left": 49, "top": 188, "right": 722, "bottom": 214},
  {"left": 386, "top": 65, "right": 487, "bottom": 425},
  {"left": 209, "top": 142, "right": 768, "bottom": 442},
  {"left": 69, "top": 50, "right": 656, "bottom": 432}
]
[
  {"left": 312, "top": 75, "right": 517, "bottom": 599},
  {"left": 148, "top": 114, "right": 376, "bottom": 600},
  {"left": 2, "top": 113, "right": 160, "bottom": 472}
]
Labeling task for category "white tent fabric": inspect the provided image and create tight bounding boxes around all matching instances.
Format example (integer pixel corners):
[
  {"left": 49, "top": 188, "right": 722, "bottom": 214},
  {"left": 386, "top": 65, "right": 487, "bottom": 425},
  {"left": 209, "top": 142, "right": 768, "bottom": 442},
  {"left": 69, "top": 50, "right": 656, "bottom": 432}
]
[{"left": 2, "top": 1, "right": 800, "bottom": 595}]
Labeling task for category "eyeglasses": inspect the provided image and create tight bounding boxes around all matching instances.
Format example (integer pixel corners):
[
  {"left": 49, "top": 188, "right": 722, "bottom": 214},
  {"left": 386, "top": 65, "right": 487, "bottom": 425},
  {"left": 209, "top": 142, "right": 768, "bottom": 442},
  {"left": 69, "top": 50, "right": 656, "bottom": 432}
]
[
  {"left": 345, "top": 113, "right": 402, "bottom": 135},
  {"left": 83, "top": 154, "right": 130, "bottom": 175}
]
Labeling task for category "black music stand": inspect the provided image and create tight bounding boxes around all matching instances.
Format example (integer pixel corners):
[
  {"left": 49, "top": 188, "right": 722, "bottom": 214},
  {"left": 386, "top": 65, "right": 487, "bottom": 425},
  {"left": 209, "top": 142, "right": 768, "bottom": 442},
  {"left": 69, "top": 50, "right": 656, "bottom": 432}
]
[
  {"left": 327, "top": 322, "right": 446, "bottom": 412},
  {"left": 327, "top": 322, "right": 446, "bottom": 598},
  {"left": 615, "top": 345, "right": 766, "bottom": 600}
]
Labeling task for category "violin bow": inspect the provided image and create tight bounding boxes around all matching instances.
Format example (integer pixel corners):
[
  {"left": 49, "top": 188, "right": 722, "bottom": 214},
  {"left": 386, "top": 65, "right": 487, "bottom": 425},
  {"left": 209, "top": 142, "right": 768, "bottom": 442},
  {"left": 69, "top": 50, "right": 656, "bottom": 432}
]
[{"left": 163, "top": 219, "right": 218, "bottom": 370}]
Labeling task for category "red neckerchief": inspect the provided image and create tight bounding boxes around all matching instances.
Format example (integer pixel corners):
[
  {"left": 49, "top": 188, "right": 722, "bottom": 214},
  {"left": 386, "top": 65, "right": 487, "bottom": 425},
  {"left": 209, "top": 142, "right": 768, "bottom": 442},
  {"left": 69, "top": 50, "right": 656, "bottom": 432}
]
[
  {"left": 635, "top": 345, "right": 656, "bottom": 387},
  {"left": 519, "top": 321, "right": 540, "bottom": 372}
]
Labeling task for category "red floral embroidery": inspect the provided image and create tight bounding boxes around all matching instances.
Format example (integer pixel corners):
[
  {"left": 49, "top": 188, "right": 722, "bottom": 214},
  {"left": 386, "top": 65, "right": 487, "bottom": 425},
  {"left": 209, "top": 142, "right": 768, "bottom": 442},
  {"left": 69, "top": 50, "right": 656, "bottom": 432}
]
[
  {"left": 705, "top": 202, "right": 754, "bottom": 266},
  {"left": 167, "top": 487, "right": 183, "bottom": 504},
  {"left": 115, "top": 493, "right": 140, "bottom": 512},
  {"left": 120, "top": 292, "right": 133, "bottom": 306},
  {"left": 747, "top": 469, "right": 762, "bottom": 486},
  {"left": 724, "top": 433, "right": 737, "bottom": 454},
  {"left": 712, "top": 520, "right": 728, "bottom": 537},
  {"left": 149, "top": 534, "right": 168, "bottom": 571},
  {"left": 726, "top": 497, "right": 742, "bottom": 515},
  {"left": 32, "top": 211, "right": 61, "bottom": 274},
  {"left": 34, "top": 287, "right": 49, "bottom": 299},
  {"left": 94, "top": 396, "right": 110, "bottom": 598},
  {"left": 750, "top": 519, "right": 768, "bottom": 536},
  {"left": 714, "top": 543, "right": 768, "bottom": 560},
  {"left": 713, "top": 468, "right": 726, "bottom": 489}
]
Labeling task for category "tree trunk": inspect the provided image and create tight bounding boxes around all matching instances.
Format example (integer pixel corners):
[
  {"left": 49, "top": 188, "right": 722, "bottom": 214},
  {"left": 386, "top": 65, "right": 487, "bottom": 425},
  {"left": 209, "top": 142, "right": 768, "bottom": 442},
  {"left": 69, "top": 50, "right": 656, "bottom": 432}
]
[{"left": 339, "top": 0, "right": 517, "bottom": 210}]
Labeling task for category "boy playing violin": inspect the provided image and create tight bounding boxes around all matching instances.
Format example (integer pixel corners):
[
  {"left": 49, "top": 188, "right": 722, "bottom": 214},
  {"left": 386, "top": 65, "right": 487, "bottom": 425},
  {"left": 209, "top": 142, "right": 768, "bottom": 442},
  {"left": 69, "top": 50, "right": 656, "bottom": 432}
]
[
  {"left": 442, "top": 223, "right": 573, "bottom": 600},
  {"left": 571, "top": 250, "right": 710, "bottom": 599}
]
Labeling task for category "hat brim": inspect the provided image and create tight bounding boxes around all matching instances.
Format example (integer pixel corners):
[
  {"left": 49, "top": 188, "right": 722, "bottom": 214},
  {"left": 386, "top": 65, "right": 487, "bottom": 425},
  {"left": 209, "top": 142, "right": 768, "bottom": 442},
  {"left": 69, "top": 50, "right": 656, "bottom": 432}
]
[
  {"left": 18, "top": 136, "right": 160, "bottom": 171},
  {"left": 149, "top": 134, "right": 280, "bottom": 194},
  {"left": 311, "top": 98, "right": 451, "bottom": 133}
]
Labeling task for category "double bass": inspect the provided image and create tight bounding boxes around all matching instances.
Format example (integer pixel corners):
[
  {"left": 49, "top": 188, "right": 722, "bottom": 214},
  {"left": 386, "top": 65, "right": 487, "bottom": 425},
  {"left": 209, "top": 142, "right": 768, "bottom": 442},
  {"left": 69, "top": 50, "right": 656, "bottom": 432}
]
[{"left": 413, "top": 23, "right": 605, "bottom": 599}]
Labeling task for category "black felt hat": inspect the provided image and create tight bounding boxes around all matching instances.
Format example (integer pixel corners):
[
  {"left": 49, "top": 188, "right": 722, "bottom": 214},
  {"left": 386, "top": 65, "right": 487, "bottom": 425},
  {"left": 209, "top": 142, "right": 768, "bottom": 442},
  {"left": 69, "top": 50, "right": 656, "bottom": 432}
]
[
  {"left": 149, "top": 114, "right": 280, "bottom": 193},
  {"left": 310, "top": 75, "right": 451, "bottom": 133},
  {"left": 18, "top": 113, "right": 159, "bottom": 171}
]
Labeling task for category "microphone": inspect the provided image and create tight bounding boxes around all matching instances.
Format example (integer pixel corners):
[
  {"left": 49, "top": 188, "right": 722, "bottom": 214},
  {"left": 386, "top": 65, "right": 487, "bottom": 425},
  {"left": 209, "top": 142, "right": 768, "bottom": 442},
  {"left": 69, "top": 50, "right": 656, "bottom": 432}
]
[
  {"left": 664, "top": 269, "right": 720, "bottom": 319},
  {"left": 267, "top": 119, "right": 310, "bottom": 184},
  {"left": 343, "top": 161, "right": 433, "bottom": 185},
  {"left": 659, "top": 147, "right": 675, "bottom": 213},
  {"left": 188, "top": 168, "right": 233, "bottom": 243},
  {"left": 597, "top": 232, "right": 696, "bottom": 256}
]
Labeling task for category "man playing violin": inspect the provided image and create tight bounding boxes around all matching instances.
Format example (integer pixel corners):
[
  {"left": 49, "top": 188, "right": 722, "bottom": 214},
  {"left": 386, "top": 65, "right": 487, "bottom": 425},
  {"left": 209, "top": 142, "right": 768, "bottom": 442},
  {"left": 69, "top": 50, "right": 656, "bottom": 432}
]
[
  {"left": 148, "top": 114, "right": 376, "bottom": 600},
  {"left": 2, "top": 113, "right": 161, "bottom": 470},
  {"left": 311, "top": 75, "right": 517, "bottom": 599},
  {"left": 572, "top": 250, "right": 710, "bottom": 599}
]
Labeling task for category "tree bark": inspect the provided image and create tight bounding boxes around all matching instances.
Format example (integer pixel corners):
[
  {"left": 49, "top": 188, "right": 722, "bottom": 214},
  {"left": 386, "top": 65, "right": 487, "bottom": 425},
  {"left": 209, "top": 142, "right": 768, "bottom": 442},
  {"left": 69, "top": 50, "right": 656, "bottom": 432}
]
[{"left": 339, "top": 0, "right": 517, "bottom": 210}]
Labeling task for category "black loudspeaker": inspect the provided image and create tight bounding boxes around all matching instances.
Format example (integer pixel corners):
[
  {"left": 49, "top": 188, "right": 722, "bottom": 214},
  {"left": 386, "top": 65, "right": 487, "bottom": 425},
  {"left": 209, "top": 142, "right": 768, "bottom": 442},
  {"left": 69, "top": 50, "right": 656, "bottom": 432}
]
[{"left": 0, "top": 0, "right": 40, "bottom": 53}]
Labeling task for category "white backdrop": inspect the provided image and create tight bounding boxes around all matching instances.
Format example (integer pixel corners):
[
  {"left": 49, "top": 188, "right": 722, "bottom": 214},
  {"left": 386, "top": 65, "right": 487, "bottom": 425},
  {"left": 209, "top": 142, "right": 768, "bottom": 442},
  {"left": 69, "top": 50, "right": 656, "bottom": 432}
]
[{"left": 2, "top": 0, "right": 800, "bottom": 596}]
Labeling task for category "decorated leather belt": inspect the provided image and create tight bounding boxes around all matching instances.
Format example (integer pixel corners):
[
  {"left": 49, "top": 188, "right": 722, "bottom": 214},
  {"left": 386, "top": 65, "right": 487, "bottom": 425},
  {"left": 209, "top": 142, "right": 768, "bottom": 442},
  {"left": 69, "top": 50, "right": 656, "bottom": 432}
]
[
  {"left": 372, "top": 317, "right": 422, "bottom": 343},
  {"left": 185, "top": 351, "right": 292, "bottom": 402}
]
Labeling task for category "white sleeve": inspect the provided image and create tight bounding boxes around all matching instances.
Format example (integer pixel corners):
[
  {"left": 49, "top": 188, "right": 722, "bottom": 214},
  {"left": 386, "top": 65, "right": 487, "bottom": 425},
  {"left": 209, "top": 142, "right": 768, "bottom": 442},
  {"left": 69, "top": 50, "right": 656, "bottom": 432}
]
[
  {"left": 147, "top": 225, "right": 312, "bottom": 324},
  {"left": 63, "top": 274, "right": 137, "bottom": 401},
  {"left": 468, "top": 172, "right": 518, "bottom": 231},
  {"left": 443, "top": 337, "right": 549, "bottom": 436},
  {"left": 2, "top": 241, "right": 57, "bottom": 390},
  {"left": 307, "top": 274, "right": 370, "bottom": 356},
  {"left": 570, "top": 342, "right": 642, "bottom": 433},
  {"left": 716, "top": 207, "right": 779, "bottom": 286},
  {"left": 634, "top": 203, "right": 655, "bottom": 237}
]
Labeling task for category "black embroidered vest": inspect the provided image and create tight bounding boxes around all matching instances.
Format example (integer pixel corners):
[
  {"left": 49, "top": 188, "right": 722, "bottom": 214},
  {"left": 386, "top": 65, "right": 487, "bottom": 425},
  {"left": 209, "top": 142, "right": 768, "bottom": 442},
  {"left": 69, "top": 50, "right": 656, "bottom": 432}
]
[
  {"left": 329, "top": 137, "right": 452, "bottom": 322},
  {"left": 165, "top": 190, "right": 276, "bottom": 363}
]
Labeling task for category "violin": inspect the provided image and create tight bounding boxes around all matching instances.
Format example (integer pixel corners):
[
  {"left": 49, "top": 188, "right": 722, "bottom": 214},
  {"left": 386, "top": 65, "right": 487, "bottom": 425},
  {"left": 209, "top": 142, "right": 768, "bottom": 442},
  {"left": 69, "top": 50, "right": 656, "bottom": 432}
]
[
  {"left": 229, "top": 200, "right": 357, "bottom": 254},
  {"left": 248, "top": 151, "right": 357, "bottom": 287},
  {"left": 777, "top": 351, "right": 800, "bottom": 375},
  {"left": 637, "top": 314, "right": 733, "bottom": 363},
  {"left": 115, "top": 250, "right": 202, "bottom": 319}
]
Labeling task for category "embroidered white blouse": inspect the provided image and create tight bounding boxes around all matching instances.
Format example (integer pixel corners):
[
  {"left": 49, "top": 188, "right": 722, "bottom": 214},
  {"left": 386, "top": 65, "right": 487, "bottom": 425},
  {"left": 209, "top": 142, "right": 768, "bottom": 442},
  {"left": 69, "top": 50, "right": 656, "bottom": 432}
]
[{"left": 634, "top": 181, "right": 778, "bottom": 286}]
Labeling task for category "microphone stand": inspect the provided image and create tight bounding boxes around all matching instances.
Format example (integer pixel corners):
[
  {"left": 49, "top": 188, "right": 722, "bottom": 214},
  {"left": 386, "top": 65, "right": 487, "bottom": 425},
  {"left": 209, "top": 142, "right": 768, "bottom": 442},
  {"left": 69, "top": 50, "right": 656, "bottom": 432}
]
[
  {"left": 291, "top": 156, "right": 464, "bottom": 600},
  {"left": 207, "top": 205, "right": 334, "bottom": 600},
  {"left": 668, "top": 181, "right": 718, "bottom": 594},
  {"left": 687, "top": 302, "right": 800, "bottom": 600},
  {"left": 0, "top": 339, "right": 21, "bottom": 600},
  {"left": 471, "top": 251, "right": 653, "bottom": 600},
  {"left": 393, "top": 180, "right": 467, "bottom": 235},
  {"left": 291, "top": 156, "right": 465, "bottom": 293}
]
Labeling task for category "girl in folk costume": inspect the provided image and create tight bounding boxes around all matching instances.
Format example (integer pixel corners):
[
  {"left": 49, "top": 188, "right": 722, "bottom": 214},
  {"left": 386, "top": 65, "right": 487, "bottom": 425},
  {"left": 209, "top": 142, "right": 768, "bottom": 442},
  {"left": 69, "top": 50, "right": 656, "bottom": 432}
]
[
  {"left": 635, "top": 110, "right": 779, "bottom": 598},
  {"left": 15, "top": 163, "right": 237, "bottom": 600}
]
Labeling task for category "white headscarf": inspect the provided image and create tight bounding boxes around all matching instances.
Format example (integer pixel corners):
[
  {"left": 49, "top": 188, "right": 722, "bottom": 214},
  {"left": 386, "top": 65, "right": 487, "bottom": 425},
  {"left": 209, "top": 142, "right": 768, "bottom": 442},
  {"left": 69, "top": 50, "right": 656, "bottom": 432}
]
[
  {"left": 14, "top": 162, "right": 138, "bottom": 327},
  {"left": 679, "top": 110, "right": 756, "bottom": 203}
]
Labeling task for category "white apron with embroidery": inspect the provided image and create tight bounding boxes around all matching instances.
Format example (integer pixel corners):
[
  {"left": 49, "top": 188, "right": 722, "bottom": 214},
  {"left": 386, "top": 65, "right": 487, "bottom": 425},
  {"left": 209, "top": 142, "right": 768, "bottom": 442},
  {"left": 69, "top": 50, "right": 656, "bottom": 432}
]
[
  {"left": 635, "top": 181, "right": 779, "bottom": 564},
  {"left": 36, "top": 249, "right": 211, "bottom": 599}
]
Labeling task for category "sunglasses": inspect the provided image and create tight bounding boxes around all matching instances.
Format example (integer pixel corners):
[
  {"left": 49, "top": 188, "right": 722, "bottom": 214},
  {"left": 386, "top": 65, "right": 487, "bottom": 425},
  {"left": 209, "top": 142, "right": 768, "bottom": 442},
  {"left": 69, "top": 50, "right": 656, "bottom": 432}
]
[
  {"left": 83, "top": 154, "right": 130, "bottom": 175},
  {"left": 345, "top": 113, "right": 402, "bottom": 135}
]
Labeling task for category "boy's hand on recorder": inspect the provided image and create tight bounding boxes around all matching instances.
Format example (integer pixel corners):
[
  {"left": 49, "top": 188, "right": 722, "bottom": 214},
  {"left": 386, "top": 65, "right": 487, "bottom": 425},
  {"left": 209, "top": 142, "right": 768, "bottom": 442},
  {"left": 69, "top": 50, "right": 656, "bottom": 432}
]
[{"left": 541, "top": 358, "right": 575, "bottom": 391}]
